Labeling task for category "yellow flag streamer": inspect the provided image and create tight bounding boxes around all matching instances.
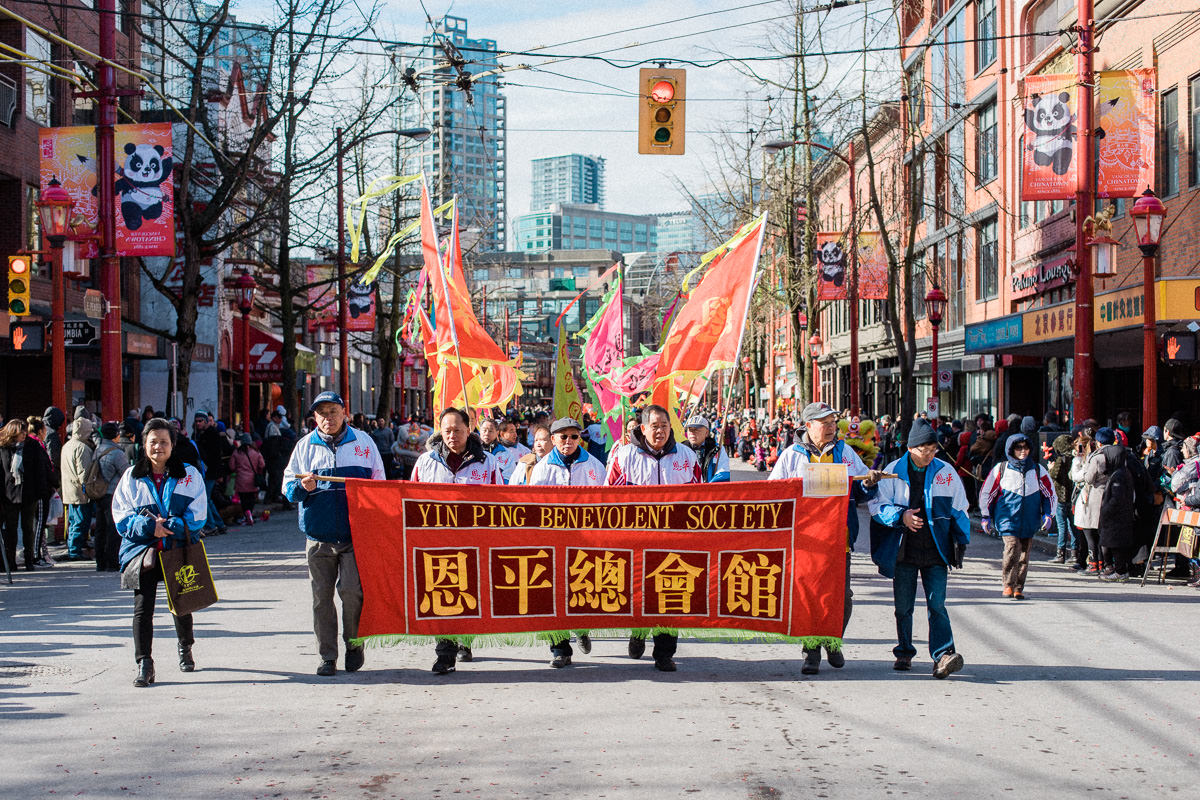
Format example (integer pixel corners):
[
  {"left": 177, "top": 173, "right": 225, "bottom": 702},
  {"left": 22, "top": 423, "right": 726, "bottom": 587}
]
[
  {"left": 348, "top": 174, "right": 422, "bottom": 263},
  {"left": 358, "top": 199, "right": 456, "bottom": 286}
]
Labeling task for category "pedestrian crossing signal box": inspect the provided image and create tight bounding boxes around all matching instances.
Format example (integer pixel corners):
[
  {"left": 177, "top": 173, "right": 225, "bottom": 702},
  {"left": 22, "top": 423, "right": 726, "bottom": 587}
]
[
  {"left": 638, "top": 67, "right": 685, "bottom": 155},
  {"left": 8, "top": 255, "right": 32, "bottom": 316},
  {"left": 1162, "top": 332, "right": 1197, "bottom": 362},
  {"left": 9, "top": 321, "right": 44, "bottom": 352}
]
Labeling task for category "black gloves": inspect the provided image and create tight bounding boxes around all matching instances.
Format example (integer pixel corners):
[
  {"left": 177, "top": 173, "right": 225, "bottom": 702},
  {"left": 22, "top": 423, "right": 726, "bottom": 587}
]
[{"left": 951, "top": 542, "right": 966, "bottom": 569}]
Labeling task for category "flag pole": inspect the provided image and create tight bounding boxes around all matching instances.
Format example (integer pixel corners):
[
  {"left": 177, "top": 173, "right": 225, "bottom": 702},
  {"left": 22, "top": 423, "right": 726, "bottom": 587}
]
[{"left": 436, "top": 196, "right": 472, "bottom": 422}]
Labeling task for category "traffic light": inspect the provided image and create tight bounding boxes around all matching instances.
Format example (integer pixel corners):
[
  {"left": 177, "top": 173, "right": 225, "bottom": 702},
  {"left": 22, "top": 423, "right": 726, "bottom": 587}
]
[
  {"left": 638, "top": 67, "right": 685, "bottom": 155},
  {"left": 8, "top": 255, "right": 32, "bottom": 316}
]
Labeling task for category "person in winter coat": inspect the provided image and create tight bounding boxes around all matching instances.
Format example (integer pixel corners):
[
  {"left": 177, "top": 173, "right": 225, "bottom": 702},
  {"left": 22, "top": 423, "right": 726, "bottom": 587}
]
[
  {"left": 1018, "top": 416, "right": 1043, "bottom": 464},
  {"left": 41, "top": 405, "right": 66, "bottom": 476},
  {"left": 412, "top": 407, "right": 503, "bottom": 674},
  {"left": 1160, "top": 418, "right": 1187, "bottom": 474},
  {"left": 60, "top": 417, "right": 96, "bottom": 561},
  {"left": 527, "top": 417, "right": 603, "bottom": 669},
  {"left": 1085, "top": 428, "right": 1139, "bottom": 582},
  {"left": 112, "top": 418, "right": 208, "bottom": 687},
  {"left": 1069, "top": 432, "right": 1103, "bottom": 572},
  {"left": 1047, "top": 434, "right": 1078, "bottom": 563},
  {"left": 979, "top": 434, "right": 1056, "bottom": 599},
  {"left": 769, "top": 401, "right": 883, "bottom": 675},
  {"left": 284, "top": 392, "right": 386, "bottom": 678},
  {"left": 990, "top": 415, "right": 1020, "bottom": 467},
  {"left": 509, "top": 425, "right": 551, "bottom": 486},
  {"left": 684, "top": 416, "right": 730, "bottom": 483},
  {"left": 606, "top": 404, "right": 701, "bottom": 672},
  {"left": 93, "top": 422, "right": 131, "bottom": 572},
  {"left": 0, "top": 420, "right": 38, "bottom": 571},
  {"left": 868, "top": 419, "right": 970, "bottom": 679},
  {"left": 952, "top": 431, "right": 978, "bottom": 511},
  {"left": 229, "top": 434, "right": 266, "bottom": 525},
  {"left": 22, "top": 416, "right": 55, "bottom": 568}
]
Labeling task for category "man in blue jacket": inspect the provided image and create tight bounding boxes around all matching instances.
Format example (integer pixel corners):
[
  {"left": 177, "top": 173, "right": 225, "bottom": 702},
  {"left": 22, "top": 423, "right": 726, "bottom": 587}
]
[
  {"left": 869, "top": 419, "right": 970, "bottom": 679},
  {"left": 284, "top": 392, "right": 386, "bottom": 677}
]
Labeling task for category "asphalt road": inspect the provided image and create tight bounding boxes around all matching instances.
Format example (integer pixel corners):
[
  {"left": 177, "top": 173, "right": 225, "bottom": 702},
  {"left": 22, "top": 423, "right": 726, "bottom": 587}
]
[{"left": 1, "top": 460, "right": 1196, "bottom": 799}]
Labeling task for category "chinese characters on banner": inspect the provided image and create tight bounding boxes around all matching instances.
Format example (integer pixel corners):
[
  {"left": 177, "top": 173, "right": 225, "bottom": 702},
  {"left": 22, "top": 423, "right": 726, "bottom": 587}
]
[
  {"left": 855, "top": 232, "right": 889, "bottom": 300},
  {"left": 347, "top": 480, "right": 848, "bottom": 643},
  {"left": 1096, "top": 69, "right": 1156, "bottom": 198},
  {"left": 1020, "top": 74, "right": 1078, "bottom": 201},
  {"left": 814, "top": 232, "right": 848, "bottom": 300},
  {"left": 39, "top": 124, "right": 176, "bottom": 257}
]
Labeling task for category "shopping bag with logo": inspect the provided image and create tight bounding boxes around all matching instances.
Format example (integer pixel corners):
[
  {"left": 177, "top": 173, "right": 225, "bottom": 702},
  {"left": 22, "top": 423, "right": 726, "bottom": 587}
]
[{"left": 158, "top": 540, "right": 219, "bottom": 616}]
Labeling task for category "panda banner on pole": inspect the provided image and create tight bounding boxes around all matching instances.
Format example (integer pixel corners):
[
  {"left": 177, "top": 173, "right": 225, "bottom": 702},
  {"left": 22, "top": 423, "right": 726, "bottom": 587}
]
[
  {"left": 814, "top": 232, "right": 848, "bottom": 301},
  {"left": 113, "top": 124, "right": 175, "bottom": 257},
  {"left": 1020, "top": 74, "right": 1078, "bottom": 201}
]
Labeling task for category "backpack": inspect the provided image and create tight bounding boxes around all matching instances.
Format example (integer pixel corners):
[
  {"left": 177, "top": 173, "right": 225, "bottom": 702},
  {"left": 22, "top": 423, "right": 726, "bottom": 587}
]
[{"left": 83, "top": 452, "right": 108, "bottom": 500}]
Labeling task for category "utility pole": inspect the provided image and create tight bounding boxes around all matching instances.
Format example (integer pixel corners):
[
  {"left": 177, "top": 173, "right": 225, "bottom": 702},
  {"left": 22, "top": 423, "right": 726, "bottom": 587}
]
[
  {"left": 1071, "top": 0, "right": 1096, "bottom": 425},
  {"left": 97, "top": 0, "right": 122, "bottom": 420}
]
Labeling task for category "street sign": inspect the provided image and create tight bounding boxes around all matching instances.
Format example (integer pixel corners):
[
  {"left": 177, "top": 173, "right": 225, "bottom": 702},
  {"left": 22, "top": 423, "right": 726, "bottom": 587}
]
[
  {"left": 9, "top": 321, "right": 44, "bottom": 352},
  {"left": 63, "top": 319, "right": 99, "bottom": 347},
  {"left": 926, "top": 397, "right": 940, "bottom": 418},
  {"left": 83, "top": 289, "right": 106, "bottom": 320},
  {"left": 937, "top": 369, "right": 953, "bottom": 391}
]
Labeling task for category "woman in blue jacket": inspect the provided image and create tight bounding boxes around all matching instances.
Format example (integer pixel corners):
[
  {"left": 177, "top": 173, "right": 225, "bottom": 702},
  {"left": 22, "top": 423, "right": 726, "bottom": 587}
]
[
  {"left": 112, "top": 418, "right": 208, "bottom": 687},
  {"left": 979, "top": 433, "right": 1057, "bottom": 600}
]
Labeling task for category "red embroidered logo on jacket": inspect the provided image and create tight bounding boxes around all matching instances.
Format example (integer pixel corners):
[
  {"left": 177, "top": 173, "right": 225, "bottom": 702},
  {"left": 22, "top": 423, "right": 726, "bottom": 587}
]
[
  {"left": 934, "top": 472, "right": 953, "bottom": 485},
  {"left": 672, "top": 461, "right": 690, "bottom": 472},
  {"left": 587, "top": 469, "right": 597, "bottom": 481},
  {"left": 354, "top": 445, "right": 371, "bottom": 459},
  {"left": 180, "top": 474, "right": 193, "bottom": 487}
]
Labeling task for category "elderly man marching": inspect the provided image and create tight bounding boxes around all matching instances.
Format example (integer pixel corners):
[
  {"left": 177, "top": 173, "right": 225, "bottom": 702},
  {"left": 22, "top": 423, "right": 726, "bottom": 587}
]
[
  {"left": 528, "top": 417, "right": 604, "bottom": 669},
  {"left": 868, "top": 419, "right": 971, "bottom": 679},
  {"left": 768, "top": 402, "right": 884, "bottom": 675},
  {"left": 283, "top": 392, "right": 386, "bottom": 678},
  {"left": 412, "top": 407, "right": 504, "bottom": 674},
  {"left": 684, "top": 416, "right": 730, "bottom": 483},
  {"left": 606, "top": 404, "right": 701, "bottom": 672}
]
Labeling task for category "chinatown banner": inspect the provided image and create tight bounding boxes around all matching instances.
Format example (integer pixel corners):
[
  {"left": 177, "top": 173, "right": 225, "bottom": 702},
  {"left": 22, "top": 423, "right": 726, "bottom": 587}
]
[
  {"left": 1020, "top": 74, "right": 1078, "bottom": 201},
  {"left": 814, "top": 231, "right": 848, "bottom": 301},
  {"left": 1096, "top": 69, "right": 1156, "bottom": 198},
  {"left": 856, "top": 232, "right": 889, "bottom": 300},
  {"left": 39, "top": 123, "right": 176, "bottom": 257},
  {"left": 347, "top": 478, "right": 848, "bottom": 648}
]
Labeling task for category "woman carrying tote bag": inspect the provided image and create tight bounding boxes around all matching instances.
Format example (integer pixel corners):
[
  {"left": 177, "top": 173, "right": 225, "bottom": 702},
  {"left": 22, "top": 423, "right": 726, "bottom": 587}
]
[{"left": 112, "top": 418, "right": 208, "bottom": 688}]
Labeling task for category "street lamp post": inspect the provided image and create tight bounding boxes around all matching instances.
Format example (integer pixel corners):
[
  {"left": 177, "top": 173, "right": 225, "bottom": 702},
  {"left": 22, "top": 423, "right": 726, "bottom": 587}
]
[
  {"left": 925, "top": 285, "right": 947, "bottom": 417},
  {"left": 808, "top": 333, "right": 822, "bottom": 403},
  {"left": 35, "top": 177, "right": 74, "bottom": 426},
  {"left": 232, "top": 270, "right": 256, "bottom": 433},
  {"left": 1130, "top": 188, "right": 1167, "bottom": 429},
  {"left": 334, "top": 126, "right": 431, "bottom": 410},
  {"left": 741, "top": 356, "right": 752, "bottom": 412},
  {"left": 764, "top": 137, "right": 859, "bottom": 415}
]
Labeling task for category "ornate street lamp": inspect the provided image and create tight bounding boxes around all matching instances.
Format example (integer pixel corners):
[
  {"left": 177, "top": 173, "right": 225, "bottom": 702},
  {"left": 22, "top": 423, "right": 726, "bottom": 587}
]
[
  {"left": 231, "top": 270, "right": 257, "bottom": 432},
  {"left": 1130, "top": 188, "right": 1168, "bottom": 431},
  {"left": 925, "top": 285, "right": 948, "bottom": 416},
  {"left": 35, "top": 177, "right": 74, "bottom": 425},
  {"left": 808, "top": 333, "right": 822, "bottom": 403}
]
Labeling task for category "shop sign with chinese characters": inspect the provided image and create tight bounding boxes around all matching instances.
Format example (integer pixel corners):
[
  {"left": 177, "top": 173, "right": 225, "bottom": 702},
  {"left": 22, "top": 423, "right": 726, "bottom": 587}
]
[{"left": 347, "top": 481, "right": 849, "bottom": 643}]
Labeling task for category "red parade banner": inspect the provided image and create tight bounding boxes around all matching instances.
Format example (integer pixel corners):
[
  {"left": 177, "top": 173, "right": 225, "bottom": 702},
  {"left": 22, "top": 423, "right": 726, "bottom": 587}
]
[{"left": 347, "top": 480, "right": 847, "bottom": 646}]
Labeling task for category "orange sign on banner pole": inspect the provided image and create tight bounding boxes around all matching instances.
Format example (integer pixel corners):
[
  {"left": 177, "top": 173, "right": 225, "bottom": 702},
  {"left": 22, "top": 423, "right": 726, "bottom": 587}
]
[
  {"left": 1096, "top": 69, "right": 1156, "bottom": 198},
  {"left": 347, "top": 479, "right": 847, "bottom": 648}
]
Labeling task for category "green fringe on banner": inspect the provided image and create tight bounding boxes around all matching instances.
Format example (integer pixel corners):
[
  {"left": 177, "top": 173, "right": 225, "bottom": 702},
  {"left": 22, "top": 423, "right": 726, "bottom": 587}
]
[{"left": 350, "top": 629, "right": 842, "bottom": 651}]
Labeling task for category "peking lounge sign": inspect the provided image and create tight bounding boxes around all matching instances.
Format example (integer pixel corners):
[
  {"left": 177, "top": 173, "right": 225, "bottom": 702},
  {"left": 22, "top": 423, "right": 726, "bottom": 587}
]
[{"left": 1012, "top": 254, "right": 1074, "bottom": 300}]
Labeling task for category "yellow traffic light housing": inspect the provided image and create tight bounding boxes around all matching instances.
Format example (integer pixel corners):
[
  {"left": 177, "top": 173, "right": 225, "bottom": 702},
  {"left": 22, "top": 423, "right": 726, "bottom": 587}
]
[
  {"left": 8, "top": 255, "right": 32, "bottom": 316},
  {"left": 638, "top": 67, "right": 685, "bottom": 155}
]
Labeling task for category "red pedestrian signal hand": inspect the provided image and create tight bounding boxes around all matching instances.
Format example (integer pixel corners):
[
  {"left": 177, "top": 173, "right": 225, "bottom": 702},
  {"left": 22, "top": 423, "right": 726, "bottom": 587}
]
[
  {"left": 1167, "top": 336, "right": 1181, "bottom": 360},
  {"left": 12, "top": 326, "right": 26, "bottom": 350}
]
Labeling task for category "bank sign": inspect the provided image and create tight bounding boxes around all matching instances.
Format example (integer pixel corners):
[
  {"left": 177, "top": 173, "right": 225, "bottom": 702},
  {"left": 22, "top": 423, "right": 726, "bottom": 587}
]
[{"left": 1011, "top": 254, "right": 1074, "bottom": 300}]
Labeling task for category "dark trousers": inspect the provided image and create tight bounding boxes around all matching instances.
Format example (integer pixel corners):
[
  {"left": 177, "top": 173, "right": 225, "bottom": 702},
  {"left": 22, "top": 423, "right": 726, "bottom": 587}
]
[
  {"left": 1102, "top": 546, "right": 1129, "bottom": 574},
  {"left": 306, "top": 540, "right": 362, "bottom": 661},
  {"left": 133, "top": 560, "right": 194, "bottom": 663},
  {"left": 435, "top": 638, "right": 460, "bottom": 662},
  {"left": 2, "top": 499, "right": 38, "bottom": 569},
  {"left": 627, "top": 632, "right": 678, "bottom": 660},
  {"left": 1082, "top": 529, "right": 1101, "bottom": 565},
  {"left": 93, "top": 494, "right": 119, "bottom": 570},
  {"left": 892, "top": 562, "right": 954, "bottom": 661}
]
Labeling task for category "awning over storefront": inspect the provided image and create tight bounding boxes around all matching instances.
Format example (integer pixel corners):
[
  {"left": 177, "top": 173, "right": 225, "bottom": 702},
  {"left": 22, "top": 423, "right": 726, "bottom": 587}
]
[{"left": 228, "top": 319, "right": 317, "bottom": 380}]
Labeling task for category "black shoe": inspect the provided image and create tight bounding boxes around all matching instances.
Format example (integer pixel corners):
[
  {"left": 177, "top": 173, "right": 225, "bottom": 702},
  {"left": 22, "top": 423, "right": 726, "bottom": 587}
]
[
  {"left": 893, "top": 656, "right": 912, "bottom": 671},
  {"left": 133, "top": 658, "right": 155, "bottom": 687},
  {"left": 627, "top": 636, "right": 646, "bottom": 660},
  {"left": 432, "top": 658, "right": 456, "bottom": 675},
  {"left": 1052, "top": 548, "right": 1066, "bottom": 563},
  {"left": 345, "top": 646, "right": 365, "bottom": 673},
  {"left": 578, "top": 634, "right": 592, "bottom": 655},
  {"left": 456, "top": 645, "right": 473, "bottom": 662},
  {"left": 933, "top": 651, "right": 964, "bottom": 679},
  {"left": 178, "top": 644, "right": 195, "bottom": 672},
  {"left": 825, "top": 646, "right": 845, "bottom": 669},
  {"left": 801, "top": 649, "right": 821, "bottom": 675},
  {"left": 654, "top": 658, "right": 677, "bottom": 672},
  {"left": 551, "top": 654, "right": 572, "bottom": 669},
  {"left": 316, "top": 659, "right": 336, "bottom": 677}
]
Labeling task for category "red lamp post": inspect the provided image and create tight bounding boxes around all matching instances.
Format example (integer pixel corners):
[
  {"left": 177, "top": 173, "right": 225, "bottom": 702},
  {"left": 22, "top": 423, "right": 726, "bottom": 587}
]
[
  {"left": 808, "top": 333, "right": 822, "bottom": 403},
  {"left": 741, "top": 355, "right": 752, "bottom": 412},
  {"left": 232, "top": 270, "right": 257, "bottom": 432},
  {"left": 35, "top": 177, "right": 74, "bottom": 428},
  {"left": 925, "top": 285, "right": 947, "bottom": 417},
  {"left": 1130, "top": 188, "right": 1167, "bottom": 429}
]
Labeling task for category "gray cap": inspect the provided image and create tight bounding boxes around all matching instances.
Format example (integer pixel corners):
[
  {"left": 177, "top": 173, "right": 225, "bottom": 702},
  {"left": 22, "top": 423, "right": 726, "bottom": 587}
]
[
  {"left": 801, "top": 402, "right": 837, "bottom": 423},
  {"left": 683, "top": 416, "right": 710, "bottom": 430},
  {"left": 550, "top": 417, "right": 582, "bottom": 434}
]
